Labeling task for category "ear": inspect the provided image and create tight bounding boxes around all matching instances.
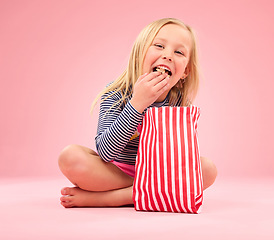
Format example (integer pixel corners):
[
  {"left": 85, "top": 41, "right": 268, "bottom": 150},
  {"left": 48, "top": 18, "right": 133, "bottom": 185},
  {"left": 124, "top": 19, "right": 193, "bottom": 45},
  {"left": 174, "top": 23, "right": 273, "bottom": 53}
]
[{"left": 182, "top": 65, "right": 190, "bottom": 79}]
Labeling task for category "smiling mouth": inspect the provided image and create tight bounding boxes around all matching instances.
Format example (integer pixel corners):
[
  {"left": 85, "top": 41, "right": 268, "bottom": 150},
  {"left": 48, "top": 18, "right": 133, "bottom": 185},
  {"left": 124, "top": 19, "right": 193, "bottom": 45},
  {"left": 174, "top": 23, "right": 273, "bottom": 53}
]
[{"left": 153, "top": 66, "right": 172, "bottom": 76}]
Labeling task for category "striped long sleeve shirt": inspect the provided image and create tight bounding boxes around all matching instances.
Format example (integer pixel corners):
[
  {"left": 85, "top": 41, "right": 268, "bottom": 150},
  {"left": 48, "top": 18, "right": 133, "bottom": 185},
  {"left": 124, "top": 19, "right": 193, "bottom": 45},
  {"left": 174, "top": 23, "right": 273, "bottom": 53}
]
[{"left": 95, "top": 86, "right": 182, "bottom": 165}]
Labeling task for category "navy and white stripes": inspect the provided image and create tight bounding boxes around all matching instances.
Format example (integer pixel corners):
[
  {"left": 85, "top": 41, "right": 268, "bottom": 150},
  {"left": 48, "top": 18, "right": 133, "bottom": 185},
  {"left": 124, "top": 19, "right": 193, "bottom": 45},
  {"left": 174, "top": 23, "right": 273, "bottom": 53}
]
[{"left": 95, "top": 86, "right": 182, "bottom": 165}]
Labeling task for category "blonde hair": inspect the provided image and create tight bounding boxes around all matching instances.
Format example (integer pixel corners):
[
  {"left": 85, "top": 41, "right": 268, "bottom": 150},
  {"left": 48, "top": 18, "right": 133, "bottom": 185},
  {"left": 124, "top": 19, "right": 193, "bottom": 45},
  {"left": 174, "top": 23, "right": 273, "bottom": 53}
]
[{"left": 90, "top": 18, "right": 199, "bottom": 112}]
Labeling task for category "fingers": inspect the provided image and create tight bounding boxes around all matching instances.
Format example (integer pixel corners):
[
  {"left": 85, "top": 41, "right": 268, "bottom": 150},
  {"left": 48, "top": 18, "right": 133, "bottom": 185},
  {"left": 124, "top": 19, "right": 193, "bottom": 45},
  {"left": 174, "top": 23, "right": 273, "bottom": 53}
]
[
  {"left": 153, "top": 74, "right": 170, "bottom": 94},
  {"left": 150, "top": 72, "right": 168, "bottom": 86},
  {"left": 137, "top": 71, "right": 161, "bottom": 83},
  {"left": 139, "top": 71, "right": 168, "bottom": 84},
  {"left": 137, "top": 71, "right": 169, "bottom": 94},
  {"left": 137, "top": 72, "right": 149, "bottom": 82}
]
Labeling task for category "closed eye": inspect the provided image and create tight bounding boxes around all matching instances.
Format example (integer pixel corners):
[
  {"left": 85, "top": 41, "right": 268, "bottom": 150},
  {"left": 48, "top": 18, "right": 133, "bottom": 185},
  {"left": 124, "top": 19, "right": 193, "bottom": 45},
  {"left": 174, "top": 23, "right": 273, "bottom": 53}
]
[
  {"left": 175, "top": 50, "right": 185, "bottom": 56},
  {"left": 154, "top": 44, "right": 164, "bottom": 48}
]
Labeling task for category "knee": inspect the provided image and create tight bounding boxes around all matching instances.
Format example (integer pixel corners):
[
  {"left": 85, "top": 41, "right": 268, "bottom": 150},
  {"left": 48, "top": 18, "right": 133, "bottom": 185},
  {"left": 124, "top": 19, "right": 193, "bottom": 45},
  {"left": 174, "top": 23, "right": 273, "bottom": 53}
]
[
  {"left": 58, "top": 144, "right": 86, "bottom": 174},
  {"left": 201, "top": 157, "right": 217, "bottom": 190}
]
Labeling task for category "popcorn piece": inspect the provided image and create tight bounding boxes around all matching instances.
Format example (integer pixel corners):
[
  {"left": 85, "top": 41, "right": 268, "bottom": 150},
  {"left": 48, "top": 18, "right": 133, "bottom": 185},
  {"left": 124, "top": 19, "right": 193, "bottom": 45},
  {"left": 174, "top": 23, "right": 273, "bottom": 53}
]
[{"left": 153, "top": 66, "right": 172, "bottom": 76}]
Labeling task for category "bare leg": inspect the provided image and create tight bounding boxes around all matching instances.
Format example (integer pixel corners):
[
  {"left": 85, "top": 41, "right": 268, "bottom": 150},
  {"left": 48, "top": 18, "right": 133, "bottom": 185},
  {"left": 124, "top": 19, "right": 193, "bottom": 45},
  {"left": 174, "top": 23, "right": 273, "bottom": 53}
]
[
  {"left": 201, "top": 156, "right": 217, "bottom": 190},
  {"left": 58, "top": 144, "right": 135, "bottom": 208},
  {"left": 58, "top": 144, "right": 134, "bottom": 192},
  {"left": 60, "top": 186, "right": 133, "bottom": 208},
  {"left": 58, "top": 145, "right": 217, "bottom": 208}
]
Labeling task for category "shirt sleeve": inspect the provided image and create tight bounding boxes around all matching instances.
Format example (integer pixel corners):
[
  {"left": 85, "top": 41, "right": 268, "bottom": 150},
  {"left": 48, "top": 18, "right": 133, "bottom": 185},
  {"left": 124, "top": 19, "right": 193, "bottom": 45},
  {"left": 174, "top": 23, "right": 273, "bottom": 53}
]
[{"left": 95, "top": 91, "right": 143, "bottom": 162}]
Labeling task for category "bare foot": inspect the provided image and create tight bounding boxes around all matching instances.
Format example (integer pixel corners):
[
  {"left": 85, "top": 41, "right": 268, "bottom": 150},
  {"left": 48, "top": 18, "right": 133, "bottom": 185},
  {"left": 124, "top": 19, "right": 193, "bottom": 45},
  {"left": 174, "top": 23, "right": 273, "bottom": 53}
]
[
  {"left": 60, "top": 187, "right": 96, "bottom": 208},
  {"left": 60, "top": 186, "right": 134, "bottom": 208}
]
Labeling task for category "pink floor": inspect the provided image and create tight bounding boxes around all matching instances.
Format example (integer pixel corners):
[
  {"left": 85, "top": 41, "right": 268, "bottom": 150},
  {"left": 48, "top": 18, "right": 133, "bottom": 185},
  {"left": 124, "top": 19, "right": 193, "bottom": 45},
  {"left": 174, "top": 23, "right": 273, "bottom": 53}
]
[{"left": 0, "top": 177, "right": 274, "bottom": 240}]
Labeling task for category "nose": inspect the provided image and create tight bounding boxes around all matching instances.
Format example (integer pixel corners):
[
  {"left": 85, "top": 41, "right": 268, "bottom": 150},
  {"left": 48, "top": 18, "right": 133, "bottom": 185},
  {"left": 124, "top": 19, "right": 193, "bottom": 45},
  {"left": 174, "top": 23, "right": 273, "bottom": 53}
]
[
  {"left": 163, "top": 56, "right": 172, "bottom": 61},
  {"left": 162, "top": 49, "right": 173, "bottom": 62}
]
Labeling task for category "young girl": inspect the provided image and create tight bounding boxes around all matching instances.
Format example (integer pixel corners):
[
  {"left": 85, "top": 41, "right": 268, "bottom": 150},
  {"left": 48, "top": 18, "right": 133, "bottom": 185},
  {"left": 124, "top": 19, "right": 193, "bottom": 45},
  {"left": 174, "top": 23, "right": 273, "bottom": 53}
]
[{"left": 58, "top": 18, "right": 217, "bottom": 208}]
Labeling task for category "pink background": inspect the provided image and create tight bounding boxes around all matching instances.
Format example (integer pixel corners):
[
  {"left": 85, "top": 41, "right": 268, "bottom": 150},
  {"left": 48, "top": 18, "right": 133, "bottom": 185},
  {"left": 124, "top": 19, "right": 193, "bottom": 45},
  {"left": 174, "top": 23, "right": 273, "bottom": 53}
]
[{"left": 1, "top": 0, "right": 273, "bottom": 179}]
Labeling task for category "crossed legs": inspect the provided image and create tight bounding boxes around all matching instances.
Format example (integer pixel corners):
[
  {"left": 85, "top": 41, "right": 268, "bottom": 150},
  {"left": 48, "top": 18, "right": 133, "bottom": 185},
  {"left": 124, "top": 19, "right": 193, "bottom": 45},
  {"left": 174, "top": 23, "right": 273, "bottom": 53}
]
[{"left": 58, "top": 144, "right": 217, "bottom": 208}]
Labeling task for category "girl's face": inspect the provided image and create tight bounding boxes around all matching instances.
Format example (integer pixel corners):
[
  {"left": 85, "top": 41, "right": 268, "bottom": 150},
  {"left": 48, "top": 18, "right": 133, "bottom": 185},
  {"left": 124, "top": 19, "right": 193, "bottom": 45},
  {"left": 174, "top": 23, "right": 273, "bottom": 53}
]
[{"left": 142, "top": 24, "right": 192, "bottom": 95}]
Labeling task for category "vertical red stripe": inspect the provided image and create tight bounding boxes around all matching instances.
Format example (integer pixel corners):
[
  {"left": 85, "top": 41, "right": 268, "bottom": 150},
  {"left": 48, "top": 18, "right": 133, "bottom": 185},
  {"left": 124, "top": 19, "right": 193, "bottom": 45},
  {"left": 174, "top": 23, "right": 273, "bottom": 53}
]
[
  {"left": 133, "top": 106, "right": 203, "bottom": 213},
  {"left": 146, "top": 109, "right": 157, "bottom": 211},
  {"left": 138, "top": 111, "right": 147, "bottom": 210},
  {"left": 167, "top": 108, "right": 178, "bottom": 212},
  {"left": 152, "top": 108, "right": 160, "bottom": 211},
  {"left": 173, "top": 108, "right": 184, "bottom": 212},
  {"left": 166, "top": 107, "right": 176, "bottom": 212},
  {"left": 159, "top": 108, "right": 172, "bottom": 212},
  {"left": 157, "top": 108, "right": 166, "bottom": 211},
  {"left": 134, "top": 111, "right": 145, "bottom": 210},
  {"left": 137, "top": 112, "right": 145, "bottom": 210},
  {"left": 191, "top": 106, "right": 202, "bottom": 213},
  {"left": 194, "top": 108, "right": 203, "bottom": 213},
  {"left": 140, "top": 109, "right": 150, "bottom": 210},
  {"left": 180, "top": 108, "right": 189, "bottom": 212},
  {"left": 151, "top": 108, "right": 160, "bottom": 211},
  {"left": 143, "top": 110, "right": 151, "bottom": 211},
  {"left": 154, "top": 108, "right": 165, "bottom": 211},
  {"left": 187, "top": 107, "right": 196, "bottom": 213}
]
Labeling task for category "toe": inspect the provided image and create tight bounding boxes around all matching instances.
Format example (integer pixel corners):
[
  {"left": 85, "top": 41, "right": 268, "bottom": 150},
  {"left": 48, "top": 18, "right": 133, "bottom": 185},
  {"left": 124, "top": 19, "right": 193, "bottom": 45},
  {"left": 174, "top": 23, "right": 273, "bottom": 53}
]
[
  {"left": 61, "top": 187, "right": 69, "bottom": 195},
  {"left": 60, "top": 194, "right": 74, "bottom": 202},
  {"left": 60, "top": 195, "right": 74, "bottom": 208},
  {"left": 61, "top": 200, "right": 74, "bottom": 208},
  {"left": 61, "top": 187, "right": 75, "bottom": 196},
  {"left": 60, "top": 195, "right": 67, "bottom": 202}
]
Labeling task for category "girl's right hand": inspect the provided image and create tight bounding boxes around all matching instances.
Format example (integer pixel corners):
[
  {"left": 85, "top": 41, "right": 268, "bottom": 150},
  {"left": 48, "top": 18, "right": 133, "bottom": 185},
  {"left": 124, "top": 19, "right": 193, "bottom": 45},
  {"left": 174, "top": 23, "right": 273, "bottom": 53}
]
[{"left": 130, "top": 71, "right": 170, "bottom": 113}]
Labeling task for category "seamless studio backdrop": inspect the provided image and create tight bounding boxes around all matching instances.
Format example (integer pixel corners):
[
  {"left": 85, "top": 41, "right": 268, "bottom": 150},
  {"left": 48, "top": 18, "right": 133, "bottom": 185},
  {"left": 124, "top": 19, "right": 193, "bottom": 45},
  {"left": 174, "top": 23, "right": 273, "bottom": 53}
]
[
  {"left": 1, "top": 0, "right": 273, "bottom": 180},
  {"left": 1, "top": 1, "right": 274, "bottom": 239}
]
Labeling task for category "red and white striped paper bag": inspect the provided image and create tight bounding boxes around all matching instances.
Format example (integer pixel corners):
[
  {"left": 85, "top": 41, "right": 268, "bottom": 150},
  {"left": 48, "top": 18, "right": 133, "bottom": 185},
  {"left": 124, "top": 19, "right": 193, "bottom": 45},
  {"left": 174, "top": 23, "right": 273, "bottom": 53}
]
[{"left": 133, "top": 106, "right": 203, "bottom": 213}]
